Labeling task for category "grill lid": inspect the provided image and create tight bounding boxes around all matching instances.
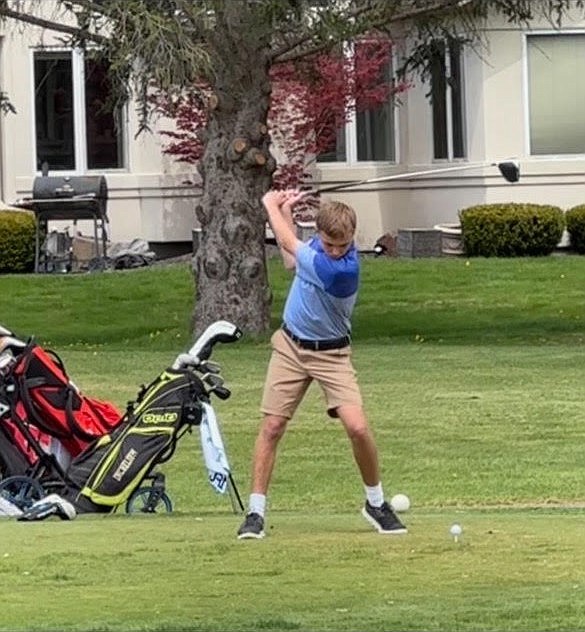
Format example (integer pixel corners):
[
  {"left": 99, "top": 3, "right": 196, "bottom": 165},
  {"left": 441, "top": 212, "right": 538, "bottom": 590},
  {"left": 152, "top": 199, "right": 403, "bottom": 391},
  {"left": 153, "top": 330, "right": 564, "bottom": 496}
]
[
  {"left": 32, "top": 176, "right": 107, "bottom": 201},
  {"left": 16, "top": 175, "right": 108, "bottom": 221}
]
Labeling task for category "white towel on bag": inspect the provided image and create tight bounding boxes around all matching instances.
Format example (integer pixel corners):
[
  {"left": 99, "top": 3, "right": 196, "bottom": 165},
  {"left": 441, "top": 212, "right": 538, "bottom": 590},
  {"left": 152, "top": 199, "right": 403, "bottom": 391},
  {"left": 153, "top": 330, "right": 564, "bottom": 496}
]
[{"left": 199, "top": 402, "right": 231, "bottom": 494}]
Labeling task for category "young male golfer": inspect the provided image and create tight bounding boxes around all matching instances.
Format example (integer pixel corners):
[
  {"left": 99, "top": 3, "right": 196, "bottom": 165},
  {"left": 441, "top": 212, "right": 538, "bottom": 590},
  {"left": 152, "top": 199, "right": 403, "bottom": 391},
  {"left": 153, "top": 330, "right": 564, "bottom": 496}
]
[{"left": 237, "top": 189, "right": 407, "bottom": 539}]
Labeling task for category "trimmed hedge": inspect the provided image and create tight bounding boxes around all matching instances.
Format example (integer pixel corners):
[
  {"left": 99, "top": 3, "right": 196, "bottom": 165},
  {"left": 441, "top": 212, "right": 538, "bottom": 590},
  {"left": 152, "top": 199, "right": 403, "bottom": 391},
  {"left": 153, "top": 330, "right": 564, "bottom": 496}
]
[
  {"left": 459, "top": 203, "right": 564, "bottom": 257},
  {"left": 565, "top": 205, "right": 585, "bottom": 254},
  {"left": 0, "top": 210, "right": 36, "bottom": 273}
]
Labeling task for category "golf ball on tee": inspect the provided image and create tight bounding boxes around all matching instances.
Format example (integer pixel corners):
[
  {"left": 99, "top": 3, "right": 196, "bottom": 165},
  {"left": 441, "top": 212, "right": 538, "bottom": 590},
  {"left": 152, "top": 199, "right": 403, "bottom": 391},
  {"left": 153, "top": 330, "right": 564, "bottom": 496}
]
[
  {"left": 390, "top": 493, "right": 410, "bottom": 512},
  {"left": 450, "top": 523, "right": 462, "bottom": 537}
]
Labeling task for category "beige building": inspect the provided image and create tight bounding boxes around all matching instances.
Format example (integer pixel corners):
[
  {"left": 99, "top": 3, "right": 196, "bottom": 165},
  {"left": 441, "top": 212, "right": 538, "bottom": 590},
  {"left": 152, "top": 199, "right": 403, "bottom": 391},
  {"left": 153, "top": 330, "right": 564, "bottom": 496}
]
[
  {"left": 0, "top": 5, "right": 584, "bottom": 253},
  {"left": 319, "top": 10, "right": 585, "bottom": 249},
  {"left": 0, "top": 3, "right": 198, "bottom": 256}
]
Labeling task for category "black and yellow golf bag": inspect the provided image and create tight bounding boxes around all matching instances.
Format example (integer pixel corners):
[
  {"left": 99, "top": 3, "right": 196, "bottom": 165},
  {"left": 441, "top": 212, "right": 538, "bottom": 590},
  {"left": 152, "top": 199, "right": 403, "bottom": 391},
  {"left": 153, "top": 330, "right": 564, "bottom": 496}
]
[{"left": 62, "top": 368, "right": 207, "bottom": 513}]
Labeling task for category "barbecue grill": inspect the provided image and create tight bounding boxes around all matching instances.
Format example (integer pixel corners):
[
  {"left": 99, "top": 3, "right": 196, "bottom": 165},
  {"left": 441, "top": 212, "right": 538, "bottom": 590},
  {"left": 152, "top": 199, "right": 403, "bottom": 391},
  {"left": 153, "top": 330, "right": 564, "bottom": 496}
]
[{"left": 14, "top": 175, "right": 109, "bottom": 273}]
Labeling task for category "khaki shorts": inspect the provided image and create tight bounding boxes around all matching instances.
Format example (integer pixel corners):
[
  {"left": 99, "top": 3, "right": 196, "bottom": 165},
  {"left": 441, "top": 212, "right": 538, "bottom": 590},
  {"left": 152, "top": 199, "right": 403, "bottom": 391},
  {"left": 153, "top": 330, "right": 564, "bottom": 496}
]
[{"left": 261, "top": 329, "right": 363, "bottom": 419}]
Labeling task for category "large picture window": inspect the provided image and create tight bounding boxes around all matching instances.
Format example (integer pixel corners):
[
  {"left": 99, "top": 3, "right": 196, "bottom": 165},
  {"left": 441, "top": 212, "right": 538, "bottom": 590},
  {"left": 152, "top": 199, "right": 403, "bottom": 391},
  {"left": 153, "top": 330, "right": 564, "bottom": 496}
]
[
  {"left": 34, "top": 49, "right": 125, "bottom": 172},
  {"left": 430, "top": 39, "right": 466, "bottom": 161},
  {"left": 527, "top": 34, "right": 585, "bottom": 155}
]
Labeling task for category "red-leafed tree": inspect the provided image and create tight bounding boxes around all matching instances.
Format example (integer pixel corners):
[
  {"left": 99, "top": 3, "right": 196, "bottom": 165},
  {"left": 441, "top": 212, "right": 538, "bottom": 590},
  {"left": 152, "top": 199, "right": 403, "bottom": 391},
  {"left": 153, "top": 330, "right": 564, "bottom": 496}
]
[{"left": 156, "top": 39, "right": 408, "bottom": 221}]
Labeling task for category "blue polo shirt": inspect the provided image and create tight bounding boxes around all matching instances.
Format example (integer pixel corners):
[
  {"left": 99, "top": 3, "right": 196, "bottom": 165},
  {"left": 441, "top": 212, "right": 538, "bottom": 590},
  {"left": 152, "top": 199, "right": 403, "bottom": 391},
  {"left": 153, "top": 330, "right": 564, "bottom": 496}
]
[{"left": 282, "top": 236, "right": 359, "bottom": 340}]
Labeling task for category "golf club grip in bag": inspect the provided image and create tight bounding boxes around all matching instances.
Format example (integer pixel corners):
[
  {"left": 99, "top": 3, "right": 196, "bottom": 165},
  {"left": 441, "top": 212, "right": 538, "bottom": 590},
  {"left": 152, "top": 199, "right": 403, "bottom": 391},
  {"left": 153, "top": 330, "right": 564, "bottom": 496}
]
[
  {"left": 10, "top": 343, "right": 122, "bottom": 456},
  {"left": 64, "top": 368, "right": 205, "bottom": 512}
]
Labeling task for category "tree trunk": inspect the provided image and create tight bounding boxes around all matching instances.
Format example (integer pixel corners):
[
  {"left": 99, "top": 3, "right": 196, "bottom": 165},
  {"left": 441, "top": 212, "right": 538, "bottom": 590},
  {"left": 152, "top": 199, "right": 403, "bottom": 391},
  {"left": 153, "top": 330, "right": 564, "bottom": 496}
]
[{"left": 192, "top": 39, "right": 276, "bottom": 337}]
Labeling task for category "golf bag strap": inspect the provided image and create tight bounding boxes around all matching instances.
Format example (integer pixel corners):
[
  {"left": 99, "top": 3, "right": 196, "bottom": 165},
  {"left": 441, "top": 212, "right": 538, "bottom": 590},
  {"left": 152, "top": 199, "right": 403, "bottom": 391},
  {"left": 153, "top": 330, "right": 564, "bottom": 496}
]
[
  {"left": 16, "top": 345, "right": 69, "bottom": 439},
  {"left": 44, "top": 348, "right": 68, "bottom": 377},
  {"left": 17, "top": 344, "right": 102, "bottom": 443},
  {"left": 64, "top": 388, "right": 101, "bottom": 442}
]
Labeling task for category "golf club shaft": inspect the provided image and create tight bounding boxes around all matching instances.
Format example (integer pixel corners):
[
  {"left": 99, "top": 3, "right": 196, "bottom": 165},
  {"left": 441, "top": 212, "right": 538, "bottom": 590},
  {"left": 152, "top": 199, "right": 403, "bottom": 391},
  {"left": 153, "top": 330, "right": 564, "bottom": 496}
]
[{"left": 313, "top": 161, "right": 497, "bottom": 194}]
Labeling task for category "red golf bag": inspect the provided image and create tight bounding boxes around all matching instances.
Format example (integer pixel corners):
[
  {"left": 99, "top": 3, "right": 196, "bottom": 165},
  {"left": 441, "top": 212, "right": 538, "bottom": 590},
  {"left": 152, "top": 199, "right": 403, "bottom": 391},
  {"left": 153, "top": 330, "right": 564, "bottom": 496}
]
[{"left": 0, "top": 341, "right": 122, "bottom": 478}]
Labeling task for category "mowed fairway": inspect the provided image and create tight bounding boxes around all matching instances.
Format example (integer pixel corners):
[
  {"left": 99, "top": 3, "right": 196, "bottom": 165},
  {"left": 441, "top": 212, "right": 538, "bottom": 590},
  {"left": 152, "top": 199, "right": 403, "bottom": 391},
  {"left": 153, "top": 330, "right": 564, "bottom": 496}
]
[
  {"left": 0, "top": 255, "right": 584, "bottom": 631},
  {"left": 2, "top": 509, "right": 585, "bottom": 631}
]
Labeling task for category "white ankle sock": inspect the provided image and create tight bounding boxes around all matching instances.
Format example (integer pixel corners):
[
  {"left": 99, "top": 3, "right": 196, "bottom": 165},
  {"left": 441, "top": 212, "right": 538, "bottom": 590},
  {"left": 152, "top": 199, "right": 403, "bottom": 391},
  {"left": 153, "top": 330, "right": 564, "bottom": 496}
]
[
  {"left": 365, "top": 483, "right": 384, "bottom": 508},
  {"left": 249, "top": 493, "right": 266, "bottom": 517}
]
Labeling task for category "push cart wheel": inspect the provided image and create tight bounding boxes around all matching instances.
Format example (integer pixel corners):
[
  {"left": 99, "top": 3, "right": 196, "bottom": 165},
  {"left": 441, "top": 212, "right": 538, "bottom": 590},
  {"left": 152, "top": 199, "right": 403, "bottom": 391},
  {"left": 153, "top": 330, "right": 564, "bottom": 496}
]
[
  {"left": 126, "top": 487, "right": 173, "bottom": 514},
  {"left": 0, "top": 475, "right": 45, "bottom": 510}
]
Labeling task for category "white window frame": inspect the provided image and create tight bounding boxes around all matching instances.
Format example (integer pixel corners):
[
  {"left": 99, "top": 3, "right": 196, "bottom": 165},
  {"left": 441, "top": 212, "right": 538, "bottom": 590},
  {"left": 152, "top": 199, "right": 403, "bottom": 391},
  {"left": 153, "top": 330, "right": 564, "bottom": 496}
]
[
  {"left": 30, "top": 46, "right": 127, "bottom": 175},
  {"left": 317, "top": 43, "right": 399, "bottom": 166},
  {"left": 522, "top": 29, "right": 585, "bottom": 158}
]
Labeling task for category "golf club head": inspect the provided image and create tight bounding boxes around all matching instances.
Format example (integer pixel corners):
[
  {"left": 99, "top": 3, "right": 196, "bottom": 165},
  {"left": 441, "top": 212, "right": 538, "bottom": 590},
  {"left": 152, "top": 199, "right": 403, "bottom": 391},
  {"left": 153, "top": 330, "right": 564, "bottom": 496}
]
[{"left": 497, "top": 161, "right": 520, "bottom": 183}]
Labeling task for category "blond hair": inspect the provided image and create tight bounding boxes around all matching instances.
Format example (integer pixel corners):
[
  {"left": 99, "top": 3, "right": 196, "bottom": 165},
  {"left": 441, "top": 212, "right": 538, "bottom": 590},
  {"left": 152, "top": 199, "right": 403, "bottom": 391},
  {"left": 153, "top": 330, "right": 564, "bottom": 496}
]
[{"left": 315, "top": 200, "right": 357, "bottom": 240}]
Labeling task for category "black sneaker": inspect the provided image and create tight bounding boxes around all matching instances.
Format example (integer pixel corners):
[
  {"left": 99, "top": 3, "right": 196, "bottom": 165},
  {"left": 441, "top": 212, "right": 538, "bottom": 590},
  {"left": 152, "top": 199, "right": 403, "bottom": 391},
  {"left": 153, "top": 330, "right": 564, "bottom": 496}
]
[
  {"left": 237, "top": 512, "right": 265, "bottom": 539},
  {"left": 362, "top": 501, "right": 407, "bottom": 535}
]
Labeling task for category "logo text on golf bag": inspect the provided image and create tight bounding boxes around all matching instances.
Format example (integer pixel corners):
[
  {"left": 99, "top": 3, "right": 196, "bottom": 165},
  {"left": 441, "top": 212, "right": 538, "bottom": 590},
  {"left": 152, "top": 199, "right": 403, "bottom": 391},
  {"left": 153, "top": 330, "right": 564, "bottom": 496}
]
[
  {"left": 209, "top": 471, "right": 227, "bottom": 493},
  {"left": 142, "top": 412, "right": 179, "bottom": 424},
  {"left": 113, "top": 448, "right": 138, "bottom": 481}
]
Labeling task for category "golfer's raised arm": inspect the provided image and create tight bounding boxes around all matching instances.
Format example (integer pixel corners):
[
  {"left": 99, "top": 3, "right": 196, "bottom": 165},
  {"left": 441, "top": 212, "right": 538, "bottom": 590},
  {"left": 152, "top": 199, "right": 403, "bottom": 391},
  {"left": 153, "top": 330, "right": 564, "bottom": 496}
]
[
  {"left": 262, "top": 190, "right": 303, "bottom": 268},
  {"left": 278, "top": 193, "right": 300, "bottom": 269}
]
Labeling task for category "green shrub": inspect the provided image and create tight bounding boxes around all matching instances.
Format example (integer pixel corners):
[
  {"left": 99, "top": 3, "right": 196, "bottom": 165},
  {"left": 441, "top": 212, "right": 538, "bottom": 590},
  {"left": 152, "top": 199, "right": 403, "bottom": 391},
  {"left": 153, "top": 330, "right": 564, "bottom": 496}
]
[
  {"left": 459, "top": 203, "right": 564, "bottom": 257},
  {"left": 0, "top": 210, "right": 36, "bottom": 273},
  {"left": 565, "top": 205, "right": 585, "bottom": 254}
]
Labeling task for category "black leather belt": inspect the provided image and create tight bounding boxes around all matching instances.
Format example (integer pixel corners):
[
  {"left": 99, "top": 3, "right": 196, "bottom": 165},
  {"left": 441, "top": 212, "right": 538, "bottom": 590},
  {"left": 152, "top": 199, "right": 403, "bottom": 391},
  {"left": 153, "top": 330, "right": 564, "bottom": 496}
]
[{"left": 282, "top": 324, "right": 350, "bottom": 351}]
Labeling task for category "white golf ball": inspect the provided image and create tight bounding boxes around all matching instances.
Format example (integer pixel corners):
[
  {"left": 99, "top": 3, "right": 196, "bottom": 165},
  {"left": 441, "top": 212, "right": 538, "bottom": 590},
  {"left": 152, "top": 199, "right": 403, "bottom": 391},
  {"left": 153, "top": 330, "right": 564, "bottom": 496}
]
[
  {"left": 390, "top": 493, "right": 410, "bottom": 513},
  {"left": 450, "top": 523, "right": 462, "bottom": 537}
]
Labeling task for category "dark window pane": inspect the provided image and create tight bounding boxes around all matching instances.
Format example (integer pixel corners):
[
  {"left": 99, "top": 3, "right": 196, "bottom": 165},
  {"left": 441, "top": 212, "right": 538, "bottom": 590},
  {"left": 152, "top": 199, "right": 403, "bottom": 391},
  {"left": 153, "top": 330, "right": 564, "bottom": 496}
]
[
  {"left": 85, "top": 57, "right": 124, "bottom": 169},
  {"left": 34, "top": 52, "right": 75, "bottom": 171},
  {"left": 356, "top": 57, "right": 395, "bottom": 161},
  {"left": 430, "top": 40, "right": 466, "bottom": 160},
  {"left": 430, "top": 43, "right": 448, "bottom": 159},
  {"left": 356, "top": 103, "right": 394, "bottom": 161},
  {"left": 449, "top": 42, "right": 466, "bottom": 158}
]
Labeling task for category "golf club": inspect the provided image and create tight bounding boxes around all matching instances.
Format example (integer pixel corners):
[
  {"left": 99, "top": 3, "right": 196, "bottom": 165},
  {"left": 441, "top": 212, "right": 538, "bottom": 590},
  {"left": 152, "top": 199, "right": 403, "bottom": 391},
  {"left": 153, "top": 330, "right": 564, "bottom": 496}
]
[{"left": 311, "top": 160, "right": 520, "bottom": 195}]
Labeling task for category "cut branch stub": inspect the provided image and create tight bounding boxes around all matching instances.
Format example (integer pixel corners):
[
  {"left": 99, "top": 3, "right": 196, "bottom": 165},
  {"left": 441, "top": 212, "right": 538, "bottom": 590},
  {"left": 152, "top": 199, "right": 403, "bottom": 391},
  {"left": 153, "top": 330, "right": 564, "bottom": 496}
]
[
  {"left": 250, "top": 122, "right": 269, "bottom": 142},
  {"left": 221, "top": 215, "right": 252, "bottom": 246},
  {"left": 239, "top": 256, "right": 262, "bottom": 283},
  {"left": 233, "top": 138, "right": 248, "bottom": 153},
  {"left": 226, "top": 137, "right": 249, "bottom": 162},
  {"left": 203, "top": 254, "right": 229, "bottom": 281},
  {"left": 242, "top": 148, "right": 267, "bottom": 169},
  {"left": 206, "top": 93, "right": 219, "bottom": 110}
]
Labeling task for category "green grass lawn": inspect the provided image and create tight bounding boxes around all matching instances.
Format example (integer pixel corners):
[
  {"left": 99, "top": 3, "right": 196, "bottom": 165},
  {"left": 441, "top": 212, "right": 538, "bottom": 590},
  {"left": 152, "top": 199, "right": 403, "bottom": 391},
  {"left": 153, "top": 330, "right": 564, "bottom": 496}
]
[{"left": 0, "top": 255, "right": 584, "bottom": 631}]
